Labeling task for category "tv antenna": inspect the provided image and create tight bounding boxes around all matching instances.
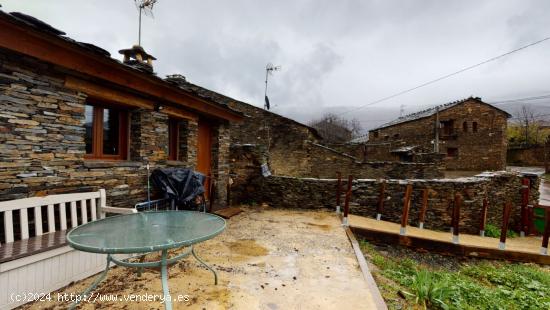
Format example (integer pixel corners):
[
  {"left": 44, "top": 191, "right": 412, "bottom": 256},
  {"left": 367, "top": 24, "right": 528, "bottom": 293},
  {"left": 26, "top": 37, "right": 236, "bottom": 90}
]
[
  {"left": 134, "top": 0, "right": 157, "bottom": 46},
  {"left": 264, "top": 63, "right": 281, "bottom": 110}
]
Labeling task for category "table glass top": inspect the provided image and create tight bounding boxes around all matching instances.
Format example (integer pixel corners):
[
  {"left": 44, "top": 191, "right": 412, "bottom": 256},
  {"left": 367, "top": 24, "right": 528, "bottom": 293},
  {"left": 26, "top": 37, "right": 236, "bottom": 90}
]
[{"left": 66, "top": 211, "right": 226, "bottom": 254}]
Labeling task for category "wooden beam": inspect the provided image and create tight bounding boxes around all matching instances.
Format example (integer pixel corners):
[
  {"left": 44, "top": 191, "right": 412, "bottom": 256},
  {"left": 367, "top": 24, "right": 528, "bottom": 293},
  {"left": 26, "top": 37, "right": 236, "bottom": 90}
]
[
  {"left": 479, "top": 197, "right": 489, "bottom": 237},
  {"left": 400, "top": 184, "right": 412, "bottom": 235},
  {"left": 343, "top": 175, "right": 353, "bottom": 225},
  {"left": 350, "top": 226, "right": 550, "bottom": 265},
  {"left": 418, "top": 188, "right": 429, "bottom": 229},
  {"left": 541, "top": 208, "right": 550, "bottom": 255},
  {"left": 376, "top": 180, "right": 386, "bottom": 221},
  {"left": 0, "top": 17, "right": 242, "bottom": 122},
  {"left": 521, "top": 178, "right": 530, "bottom": 236},
  {"left": 65, "top": 77, "right": 199, "bottom": 121},
  {"left": 452, "top": 193, "right": 462, "bottom": 244},
  {"left": 499, "top": 202, "right": 513, "bottom": 250},
  {"left": 336, "top": 172, "right": 342, "bottom": 212}
]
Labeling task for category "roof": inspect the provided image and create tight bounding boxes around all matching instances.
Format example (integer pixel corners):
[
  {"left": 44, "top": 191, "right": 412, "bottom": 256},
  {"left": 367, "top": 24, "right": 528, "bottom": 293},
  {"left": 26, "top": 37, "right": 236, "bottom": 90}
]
[
  {"left": 348, "top": 134, "right": 369, "bottom": 144},
  {"left": 0, "top": 10, "right": 243, "bottom": 121},
  {"left": 370, "top": 97, "right": 512, "bottom": 131}
]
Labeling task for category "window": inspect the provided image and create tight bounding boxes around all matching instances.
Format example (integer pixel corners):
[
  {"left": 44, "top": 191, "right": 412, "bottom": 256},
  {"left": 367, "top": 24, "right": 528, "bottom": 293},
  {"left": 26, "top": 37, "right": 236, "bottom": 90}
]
[
  {"left": 440, "top": 120, "right": 454, "bottom": 135},
  {"left": 463, "top": 121, "right": 468, "bottom": 132},
  {"left": 393, "top": 133, "right": 400, "bottom": 139},
  {"left": 84, "top": 104, "right": 128, "bottom": 160},
  {"left": 472, "top": 121, "right": 478, "bottom": 133},
  {"left": 446, "top": 147, "right": 458, "bottom": 158},
  {"left": 373, "top": 131, "right": 379, "bottom": 138},
  {"left": 168, "top": 118, "right": 180, "bottom": 161}
]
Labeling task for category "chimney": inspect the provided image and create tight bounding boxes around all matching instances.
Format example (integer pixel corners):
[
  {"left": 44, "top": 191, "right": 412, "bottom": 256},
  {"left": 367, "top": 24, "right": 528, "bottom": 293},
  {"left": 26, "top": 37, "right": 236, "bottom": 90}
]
[
  {"left": 165, "top": 74, "right": 187, "bottom": 85},
  {"left": 118, "top": 45, "right": 156, "bottom": 74}
]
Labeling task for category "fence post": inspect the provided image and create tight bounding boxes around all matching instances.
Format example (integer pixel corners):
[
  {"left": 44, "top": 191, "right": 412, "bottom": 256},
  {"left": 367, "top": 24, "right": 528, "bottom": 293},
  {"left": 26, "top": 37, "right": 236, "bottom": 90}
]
[
  {"left": 479, "top": 197, "right": 488, "bottom": 237},
  {"left": 418, "top": 188, "right": 429, "bottom": 229},
  {"left": 376, "top": 179, "right": 386, "bottom": 220},
  {"left": 541, "top": 208, "right": 550, "bottom": 255},
  {"left": 336, "top": 172, "right": 342, "bottom": 214},
  {"left": 452, "top": 193, "right": 462, "bottom": 244},
  {"left": 499, "top": 201, "right": 513, "bottom": 250},
  {"left": 400, "top": 183, "right": 412, "bottom": 235},
  {"left": 342, "top": 175, "right": 353, "bottom": 226},
  {"left": 540, "top": 208, "right": 550, "bottom": 255},
  {"left": 521, "top": 178, "right": 530, "bottom": 237}
]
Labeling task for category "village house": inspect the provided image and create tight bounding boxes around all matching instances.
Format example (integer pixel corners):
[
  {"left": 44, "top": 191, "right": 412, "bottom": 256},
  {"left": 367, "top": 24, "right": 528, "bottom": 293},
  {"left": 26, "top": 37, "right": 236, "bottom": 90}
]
[
  {"left": 0, "top": 10, "right": 243, "bottom": 209},
  {"left": 366, "top": 97, "right": 511, "bottom": 171}
]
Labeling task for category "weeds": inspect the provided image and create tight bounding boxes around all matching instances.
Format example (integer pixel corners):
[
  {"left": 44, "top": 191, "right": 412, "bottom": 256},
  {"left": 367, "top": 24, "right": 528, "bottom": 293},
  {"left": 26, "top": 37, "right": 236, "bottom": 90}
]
[
  {"left": 360, "top": 240, "right": 550, "bottom": 310},
  {"left": 484, "top": 223, "right": 518, "bottom": 238}
]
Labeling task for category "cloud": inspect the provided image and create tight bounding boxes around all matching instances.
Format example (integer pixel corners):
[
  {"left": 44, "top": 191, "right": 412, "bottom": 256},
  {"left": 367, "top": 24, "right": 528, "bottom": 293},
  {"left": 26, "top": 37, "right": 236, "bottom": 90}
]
[{"left": 2, "top": 0, "right": 549, "bottom": 130}]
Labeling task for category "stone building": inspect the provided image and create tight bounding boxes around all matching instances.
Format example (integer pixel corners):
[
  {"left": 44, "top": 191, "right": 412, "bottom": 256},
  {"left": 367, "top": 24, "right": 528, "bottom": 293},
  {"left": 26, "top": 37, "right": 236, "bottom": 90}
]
[
  {"left": 0, "top": 11, "right": 243, "bottom": 208},
  {"left": 367, "top": 97, "right": 511, "bottom": 170},
  {"left": 227, "top": 101, "right": 323, "bottom": 176}
]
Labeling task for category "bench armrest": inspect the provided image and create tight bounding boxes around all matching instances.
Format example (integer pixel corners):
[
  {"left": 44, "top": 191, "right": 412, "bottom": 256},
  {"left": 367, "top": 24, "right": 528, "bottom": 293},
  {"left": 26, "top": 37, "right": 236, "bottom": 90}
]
[{"left": 99, "top": 206, "right": 138, "bottom": 216}]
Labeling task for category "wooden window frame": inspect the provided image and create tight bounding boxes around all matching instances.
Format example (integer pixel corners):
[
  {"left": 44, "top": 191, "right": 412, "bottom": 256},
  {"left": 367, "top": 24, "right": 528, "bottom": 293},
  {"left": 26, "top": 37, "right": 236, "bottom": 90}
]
[
  {"left": 84, "top": 105, "right": 129, "bottom": 160},
  {"left": 168, "top": 118, "right": 180, "bottom": 161}
]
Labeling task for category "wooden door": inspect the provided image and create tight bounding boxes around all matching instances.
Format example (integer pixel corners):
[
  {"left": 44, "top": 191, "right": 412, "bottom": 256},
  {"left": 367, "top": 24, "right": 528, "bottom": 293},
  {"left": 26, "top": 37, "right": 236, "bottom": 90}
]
[{"left": 197, "top": 119, "right": 212, "bottom": 198}]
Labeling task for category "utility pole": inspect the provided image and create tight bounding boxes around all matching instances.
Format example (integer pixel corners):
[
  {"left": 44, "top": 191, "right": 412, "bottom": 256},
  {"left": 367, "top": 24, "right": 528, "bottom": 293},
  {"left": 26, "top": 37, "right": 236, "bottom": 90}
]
[{"left": 434, "top": 106, "right": 440, "bottom": 153}]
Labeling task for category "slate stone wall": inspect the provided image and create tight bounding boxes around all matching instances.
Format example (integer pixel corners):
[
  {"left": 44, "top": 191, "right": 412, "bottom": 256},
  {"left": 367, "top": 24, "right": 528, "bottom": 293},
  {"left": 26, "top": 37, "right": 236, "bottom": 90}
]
[
  {"left": 227, "top": 101, "right": 319, "bottom": 177},
  {"left": 507, "top": 146, "right": 548, "bottom": 167},
  {"left": 0, "top": 48, "right": 230, "bottom": 208},
  {"left": 367, "top": 99, "right": 509, "bottom": 171},
  {"left": 307, "top": 143, "right": 444, "bottom": 179},
  {"left": 234, "top": 172, "right": 540, "bottom": 234}
]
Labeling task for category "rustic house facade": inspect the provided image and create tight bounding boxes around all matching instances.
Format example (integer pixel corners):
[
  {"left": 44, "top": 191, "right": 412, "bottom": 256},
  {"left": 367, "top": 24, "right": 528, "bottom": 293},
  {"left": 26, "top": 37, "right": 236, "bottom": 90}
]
[
  {"left": 366, "top": 97, "right": 511, "bottom": 170},
  {"left": 0, "top": 11, "right": 242, "bottom": 209}
]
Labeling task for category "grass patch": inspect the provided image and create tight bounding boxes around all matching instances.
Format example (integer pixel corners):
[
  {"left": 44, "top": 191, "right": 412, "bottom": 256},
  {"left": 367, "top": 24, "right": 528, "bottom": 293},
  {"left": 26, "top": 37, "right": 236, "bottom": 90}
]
[
  {"left": 360, "top": 240, "right": 550, "bottom": 310},
  {"left": 484, "top": 223, "right": 519, "bottom": 238}
]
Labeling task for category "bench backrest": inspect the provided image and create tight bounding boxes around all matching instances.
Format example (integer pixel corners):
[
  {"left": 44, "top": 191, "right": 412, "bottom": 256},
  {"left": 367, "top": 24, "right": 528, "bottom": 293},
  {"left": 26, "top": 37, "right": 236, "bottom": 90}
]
[{"left": 0, "top": 189, "right": 107, "bottom": 245}]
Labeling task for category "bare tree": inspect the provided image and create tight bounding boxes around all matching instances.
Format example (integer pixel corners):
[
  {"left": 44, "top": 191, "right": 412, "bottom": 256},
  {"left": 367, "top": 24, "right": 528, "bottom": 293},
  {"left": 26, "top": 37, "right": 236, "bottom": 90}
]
[
  {"left": 512, "top": 105, "right": 546, "bottom": 146},
  {"left": 309, "top": 113, "right": 363, "bottom": 143}
]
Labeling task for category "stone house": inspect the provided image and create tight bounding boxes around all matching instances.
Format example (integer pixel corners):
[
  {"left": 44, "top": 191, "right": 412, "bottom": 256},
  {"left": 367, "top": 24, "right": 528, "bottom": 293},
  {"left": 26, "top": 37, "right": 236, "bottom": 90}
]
[
  {"left": 367, "top": 97, "right": 511, "bottom": 170},
  {"left": 226, "top": 100, "right": 323, "bottom": 176},
  {"left": 0, "top": 11, "right": 243, "bottom": 208}
]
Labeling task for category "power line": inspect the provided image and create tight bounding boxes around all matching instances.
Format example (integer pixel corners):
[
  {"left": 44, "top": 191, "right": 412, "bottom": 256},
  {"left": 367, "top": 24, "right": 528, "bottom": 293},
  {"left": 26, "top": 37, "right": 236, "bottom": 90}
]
[
  {"left": 490, "top": 94, "right": 550, "bottom": 105},
  {"left": 337, "top": 36, "right": 550, "bottom": 116}
]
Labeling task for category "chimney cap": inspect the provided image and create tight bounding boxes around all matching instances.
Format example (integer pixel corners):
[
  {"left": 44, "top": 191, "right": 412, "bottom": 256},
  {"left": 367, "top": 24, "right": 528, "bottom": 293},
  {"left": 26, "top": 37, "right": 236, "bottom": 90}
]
[{"left": 118, "top": 45, "right": 157, "bottom": 60}]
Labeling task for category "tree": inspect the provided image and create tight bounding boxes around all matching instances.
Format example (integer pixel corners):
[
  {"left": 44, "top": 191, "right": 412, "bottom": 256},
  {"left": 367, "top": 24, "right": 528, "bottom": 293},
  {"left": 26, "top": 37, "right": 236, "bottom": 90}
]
[
  {"left": 309, "top": 113, "right": 363, "bottom": 143},
  {"left": 508, "top": 105, "right": 550, "bottom": 147}
]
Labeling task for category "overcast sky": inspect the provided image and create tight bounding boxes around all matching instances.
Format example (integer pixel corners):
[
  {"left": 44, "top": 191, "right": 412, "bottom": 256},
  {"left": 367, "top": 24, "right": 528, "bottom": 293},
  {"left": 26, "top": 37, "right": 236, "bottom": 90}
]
[{"left": 2, "top": 0, "right": 550, "bottom": 130}]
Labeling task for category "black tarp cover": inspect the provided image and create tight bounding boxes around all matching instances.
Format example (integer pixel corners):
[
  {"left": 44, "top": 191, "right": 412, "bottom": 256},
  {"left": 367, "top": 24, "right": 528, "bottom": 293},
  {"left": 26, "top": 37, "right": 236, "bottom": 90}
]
[{"left": 150, "top": 168, "right": 205, "bottom": 205}]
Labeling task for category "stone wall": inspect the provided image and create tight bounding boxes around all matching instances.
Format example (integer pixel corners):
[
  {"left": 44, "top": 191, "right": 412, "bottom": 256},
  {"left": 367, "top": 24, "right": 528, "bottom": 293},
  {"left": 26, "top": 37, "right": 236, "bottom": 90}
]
[
  {"left": 308, "top": 143, "right": 444, "bottom": 179},
  {"left": 368, "top": 99, "right": 509, "bottom": 171},
  {"left": 227, "top": 101, "right": 319, "bottom": 177},
  {"left": 234, "top": 172, "right": 540, "bottom": 234},
  {"left": 0, "top": 48, "right": 230, "bottom": 209},
  {"left": 507, "top": 146, "right": 548, "bottom": 167}
]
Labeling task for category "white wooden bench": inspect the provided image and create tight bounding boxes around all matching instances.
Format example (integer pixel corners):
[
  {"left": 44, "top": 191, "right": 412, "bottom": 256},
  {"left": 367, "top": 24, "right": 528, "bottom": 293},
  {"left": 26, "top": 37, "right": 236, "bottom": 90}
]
[{"left": 0, "top": 189, "right": 136, "bottom": 310}]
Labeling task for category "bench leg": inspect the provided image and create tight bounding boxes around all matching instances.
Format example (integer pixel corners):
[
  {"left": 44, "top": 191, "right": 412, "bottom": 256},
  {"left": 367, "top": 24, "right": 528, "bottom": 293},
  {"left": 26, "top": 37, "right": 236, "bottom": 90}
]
[
  {"left": 192, "top": 246, "right": 218, "bottom": 285},
  {"left": 160, "top": 249, "right": 173, "bottom": 310},
  {"left": 69, "top": 254, "right": 111, "bottom": 310}
]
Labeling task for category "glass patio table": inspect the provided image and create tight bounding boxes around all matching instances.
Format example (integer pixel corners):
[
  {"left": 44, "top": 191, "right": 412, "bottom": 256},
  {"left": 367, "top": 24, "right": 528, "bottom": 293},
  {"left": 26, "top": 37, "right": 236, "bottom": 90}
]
[{"left": 66, "top": 211, "right": 226, "bottom": 310}]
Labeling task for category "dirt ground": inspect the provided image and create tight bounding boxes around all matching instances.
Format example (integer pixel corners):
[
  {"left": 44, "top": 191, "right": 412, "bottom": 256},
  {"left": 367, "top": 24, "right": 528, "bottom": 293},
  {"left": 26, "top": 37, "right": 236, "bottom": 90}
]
[{"left": 22, "top": 206, "right": 377, "bottom": 310}]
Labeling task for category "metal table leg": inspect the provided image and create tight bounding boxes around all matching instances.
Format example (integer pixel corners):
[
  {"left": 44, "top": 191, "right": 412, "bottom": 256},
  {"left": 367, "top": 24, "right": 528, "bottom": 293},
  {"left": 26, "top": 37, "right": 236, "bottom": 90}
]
[
  {"left": 69, "top": 254, "right": 112, "bottom": 310},
  {"left": 192, "top": 246, "right": 218, "bottom": 285},
  {"left": 160, "top": 249, "right": 173, "bottom": 310}
]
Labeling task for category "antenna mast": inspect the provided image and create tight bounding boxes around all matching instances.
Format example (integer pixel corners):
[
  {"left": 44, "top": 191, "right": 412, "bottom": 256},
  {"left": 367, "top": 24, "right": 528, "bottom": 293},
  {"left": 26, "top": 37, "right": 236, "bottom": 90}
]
[
  {"left": 135, "top": 0, "right": 157, "bottom": 46},
  {"left": 264, "top": 63, "right": 281, "bottom": 110}
]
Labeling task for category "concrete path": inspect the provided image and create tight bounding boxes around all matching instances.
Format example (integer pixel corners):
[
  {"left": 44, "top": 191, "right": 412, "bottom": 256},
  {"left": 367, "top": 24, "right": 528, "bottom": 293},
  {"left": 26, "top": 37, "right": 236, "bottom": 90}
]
[{"left": 24, "top": 207, "right": 380, "bottom": 309}]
